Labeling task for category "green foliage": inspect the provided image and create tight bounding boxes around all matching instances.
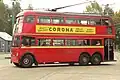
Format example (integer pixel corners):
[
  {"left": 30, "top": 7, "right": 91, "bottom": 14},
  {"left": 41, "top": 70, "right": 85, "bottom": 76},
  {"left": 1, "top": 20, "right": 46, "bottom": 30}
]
[
  {"left": 27, "top": 4, "right": 33, "bottom": 10},
  {"left": 85, "top": 2, "right": 103, "bottom": 13},
  {"left": 113, "top": 12, "right": 120, "bottom": 49},
  {"left": 13, "top": 2, "right": 21, "bottom": 16},
  {"left": 0, "top": 3, "right": 11, "bottom": 34},
  {"left": 0, "top": 1, "right": 21, "bottom": 35},
  {"left": 112, "top": 11, "right": 120, "bottom": 24},
  {"left": 104, "top": 4, "right": 114, "bottom": 16}
]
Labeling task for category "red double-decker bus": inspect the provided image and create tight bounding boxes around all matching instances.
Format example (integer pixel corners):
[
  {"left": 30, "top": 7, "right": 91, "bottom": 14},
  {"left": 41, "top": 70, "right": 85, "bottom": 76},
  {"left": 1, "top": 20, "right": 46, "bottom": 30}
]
[{"left": 11, "top": 10, "right": 115, "bottom": 68}]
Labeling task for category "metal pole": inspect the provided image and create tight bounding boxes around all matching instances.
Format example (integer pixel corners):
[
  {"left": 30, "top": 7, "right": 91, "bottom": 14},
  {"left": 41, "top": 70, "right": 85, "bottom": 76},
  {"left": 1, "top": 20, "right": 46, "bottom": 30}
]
[
  {"left": 108, "top": 39, "right": 110, "bottom": 60},
  {"left": 12, "top": 0, "right": 15, "bottom": 28}
]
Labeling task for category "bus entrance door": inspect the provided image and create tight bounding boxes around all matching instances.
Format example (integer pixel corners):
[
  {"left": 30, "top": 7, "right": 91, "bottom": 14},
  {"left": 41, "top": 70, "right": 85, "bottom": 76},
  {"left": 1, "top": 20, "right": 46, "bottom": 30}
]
[{"left": 104, "top": 39, "right": 114, "bottom": 61}]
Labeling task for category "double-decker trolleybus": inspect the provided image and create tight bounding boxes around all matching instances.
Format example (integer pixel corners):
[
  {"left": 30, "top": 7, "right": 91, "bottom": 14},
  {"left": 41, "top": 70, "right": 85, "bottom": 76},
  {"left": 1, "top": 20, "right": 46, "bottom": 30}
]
[{"left": 11, "top": 10, "right": 115, "bottom": 68}]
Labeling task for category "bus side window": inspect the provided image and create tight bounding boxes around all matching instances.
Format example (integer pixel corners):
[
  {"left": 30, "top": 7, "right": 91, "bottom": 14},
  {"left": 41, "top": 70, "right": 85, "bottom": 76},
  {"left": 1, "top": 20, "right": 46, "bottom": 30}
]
[
  {"left": 65, "top": 40, "right": 76, "bottom": 46},
  {"left": 81, "top": 20, "right": 88, "bottom": 25},
  {"left": 22, "top": 36, "right": 36, "bottom": 46},
  {"left": 30, "top": 38, "right": 36, "bottom": 46},
  {"left": 25, "top": 15, "right": 35, "bottom": 23},
  {"left": 38, "top": 39, "right": 51, "bottom": 46},
  {"left": 12, "top": 36, "right": 20, "bottom": 47},
  {"left": 76, "top": 39, "right": 90, "bottom": 46},
  {"left": 53, "top": 39, "right": 64, "bottom": 46},
  {"left": 65, "top": 18, "right": 76, "bottom": 24},
  {"left": 76, "top": 40, "right": 90, "bottom": 46},
  {"left": 88, "top": 20, "right": 96, "bottom": 25},
  {"left": 102, "top": 19, "right": 111, "bottom": 26},
  {"left": 52, "top": 17, "right": 64, "bottom": 24},
  {"left": 38, "top": 17, "right": 50, "bottom": 23},
  {"left": 83, "top": 40, "right": 90, "bottom": 46},
  {"left": 22, "top": 37, "right": 30, "bottom": 46},
  {"left": 77, "top": 20, "right": 81, "bottom": 24},
  {"left": 91, "top": 39, "right": 102, "bottom": 46}
]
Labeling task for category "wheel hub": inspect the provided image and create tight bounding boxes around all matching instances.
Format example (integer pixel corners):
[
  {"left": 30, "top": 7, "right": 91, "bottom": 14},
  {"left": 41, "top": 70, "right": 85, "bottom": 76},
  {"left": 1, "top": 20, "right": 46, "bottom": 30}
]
[
  {"left": 23, "top": 58, "right": 30, "bottom": 64},
  {"left": 83, "top": 57, "right": 88, "bottom": 62},
  {"left": 94, "top": 57, "right": 99, "bottom": 62}
]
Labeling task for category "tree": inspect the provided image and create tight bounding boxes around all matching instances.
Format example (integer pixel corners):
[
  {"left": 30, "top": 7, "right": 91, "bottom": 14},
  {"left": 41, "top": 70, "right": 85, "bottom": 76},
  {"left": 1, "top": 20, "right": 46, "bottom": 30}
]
[
  {"left": 13, "top": 1, "right": 21, "bottom": 16},
  {"left": 27, "top": 4, "right": 33, "bottom": 10},
  {"left": 85, "top": 1, "right": 103, "bottom": 14},
  {"left": 112, "top": 11, "right": 120, "bottom": 49},
  {"left": 104, "top": 4, "right": 114, "bottom": 16},
  {"left": 0, "top": 0, "right": 21, "bottom": 35},
  {"left": 112, "top": 11, "right": 120, "bottom": 24},
  {"left": 0, "top": 2, "right": 10, "bottom": 33},
  {"left": 0, "top": 2, "right": 6, "bottom": 19}
]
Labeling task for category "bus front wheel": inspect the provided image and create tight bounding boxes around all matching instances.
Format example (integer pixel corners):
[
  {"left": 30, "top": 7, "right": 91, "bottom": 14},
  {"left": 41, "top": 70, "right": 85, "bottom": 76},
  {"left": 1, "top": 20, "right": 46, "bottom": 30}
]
[
  {"left": 20, "top": 55, "right": 33, "bottom": 68},
  {"left": 79, "top": 53, "right": 90, "bottom": 66},
  {"left": 91, "top": 54, "right": 102, "bottom": 65},
  {"left": 13, "top": 63, "right": 21, "bottom": 67}
]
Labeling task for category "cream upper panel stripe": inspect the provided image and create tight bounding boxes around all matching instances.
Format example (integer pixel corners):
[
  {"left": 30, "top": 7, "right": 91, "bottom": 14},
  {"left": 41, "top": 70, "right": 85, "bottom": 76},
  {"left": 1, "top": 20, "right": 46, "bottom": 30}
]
[
  {"left": 21, "top": 33, "right": 115, "bottom": 37},
  {"left": 21, "top": 46, "right": 104, "bottom": 48}
]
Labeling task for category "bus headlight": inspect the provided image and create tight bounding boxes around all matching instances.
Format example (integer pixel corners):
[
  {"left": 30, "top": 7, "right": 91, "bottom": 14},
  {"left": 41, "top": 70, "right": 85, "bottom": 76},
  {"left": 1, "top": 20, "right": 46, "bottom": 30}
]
[{"left": 16, "top": 53, "right": 19, "bottom": 57}]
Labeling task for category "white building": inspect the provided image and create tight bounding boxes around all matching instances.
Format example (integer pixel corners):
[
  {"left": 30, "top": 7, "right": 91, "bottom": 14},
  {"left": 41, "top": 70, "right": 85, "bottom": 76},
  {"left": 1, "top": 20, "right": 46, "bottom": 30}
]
[{"left": 0, "top": 32, "right": 12, "bottom": 52}]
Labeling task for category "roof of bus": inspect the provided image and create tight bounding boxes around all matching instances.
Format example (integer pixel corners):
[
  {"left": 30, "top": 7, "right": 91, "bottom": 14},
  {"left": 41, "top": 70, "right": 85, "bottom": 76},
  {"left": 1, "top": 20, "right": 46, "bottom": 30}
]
[{"left": 16, "top": 10, "right": 111, "bottom": 18}]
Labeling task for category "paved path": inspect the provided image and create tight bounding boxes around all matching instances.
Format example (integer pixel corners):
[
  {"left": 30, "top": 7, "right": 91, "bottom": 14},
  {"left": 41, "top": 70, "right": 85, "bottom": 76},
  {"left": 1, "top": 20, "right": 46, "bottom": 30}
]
[{"left": 0, "top": 52, "right": 119, "bottom": 80}]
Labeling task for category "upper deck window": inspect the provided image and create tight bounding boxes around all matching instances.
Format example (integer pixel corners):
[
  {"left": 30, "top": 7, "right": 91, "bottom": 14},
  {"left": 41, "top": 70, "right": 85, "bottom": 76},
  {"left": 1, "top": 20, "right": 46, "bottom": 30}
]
[
  {"left": 88, "top": 20, "right": 96, "bottom": 25},
  {"left": 25, "top": 15, "right": 35, "bottom": 23},
  {"left": 80, "top": 20, "right": 88, "bottom": 25},
  {"left": 77, "top": 19, "right": 101, "bottom": 25},
  {"left": 88, "top": 19, "right": 102, "bottom": 25},
  {"left": 52, "top": 18, "right": 64, "bottom": 24},
  {"left": 102, "top": 19, "right": 112, "bottom": 26},
  {"left": 65, "top": 18, "right": 76, "bottom": 24},
  {"left": 38, "top": 17, "right": 50, "bottom": 23},
  {"left": 16, "top": 16, "right": 24, "bottom": 24}
]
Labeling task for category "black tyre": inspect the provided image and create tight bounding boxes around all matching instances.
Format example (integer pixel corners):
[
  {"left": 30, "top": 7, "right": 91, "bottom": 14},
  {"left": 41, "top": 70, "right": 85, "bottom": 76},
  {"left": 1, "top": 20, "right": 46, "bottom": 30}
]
[
  {"left": 79, "top": 53, "right": 90, "bottom": 66},
  {"left": 91, "top": 54, "right": 102, "bottom": 65},
  {"left": 20, "top": 55, "right": 33, "bottom": 68},
  {"left": 13, "top": 63, "right": 21, "bottom": 67}
]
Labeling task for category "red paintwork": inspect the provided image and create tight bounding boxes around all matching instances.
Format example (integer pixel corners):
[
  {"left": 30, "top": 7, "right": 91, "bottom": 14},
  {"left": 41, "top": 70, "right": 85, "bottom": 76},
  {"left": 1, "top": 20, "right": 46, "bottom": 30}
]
[
  {"left": 11, "top": 10, "right": 115, "bottom": 64},
  {"left": 11, "top": 47, "right": 20, "bottom": 63},
  {"left": 11, "top": 46, "right": 104, "bottom": 64},
  {"left": 21, "top": 48, "right": 104, "bottom": 63},
  {"left": 15, "top": 10, "right": 115, "bottom": 36}
]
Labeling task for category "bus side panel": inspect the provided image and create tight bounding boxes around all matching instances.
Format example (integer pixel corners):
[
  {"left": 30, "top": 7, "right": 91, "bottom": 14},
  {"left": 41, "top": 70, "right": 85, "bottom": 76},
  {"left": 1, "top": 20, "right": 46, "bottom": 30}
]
[{"left": 33, "top": 48, "right": 104, "bottom": 63}]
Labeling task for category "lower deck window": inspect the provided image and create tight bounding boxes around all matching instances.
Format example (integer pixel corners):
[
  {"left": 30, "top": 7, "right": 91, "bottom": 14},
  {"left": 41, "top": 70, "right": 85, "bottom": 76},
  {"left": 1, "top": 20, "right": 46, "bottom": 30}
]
[
  {"left": 12, "top": 36, "right": 20, "bottom": 47},
  {"left": 38, "top": 39, "right": 51, "bottom": 46},
  {"left": 65, "top": 40, "right": 76, "bottom": 46},
  {"left": 53, "top": 39, "right": 64, "bottom": 46},
  {"left": 22, "top": 36, "right": 36, "bottom": 46},
  {"left": 91, "top": 39, "right": 102, "bottom": 46},
  {"left": 36, "top": 38, "right": 102, "bottom": 46}
]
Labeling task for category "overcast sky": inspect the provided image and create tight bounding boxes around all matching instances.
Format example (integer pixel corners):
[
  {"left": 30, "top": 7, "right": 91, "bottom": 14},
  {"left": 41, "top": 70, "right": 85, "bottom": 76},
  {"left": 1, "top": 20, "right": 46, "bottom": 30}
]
[{"left": 3, "top": 0, "right": 120, "bottom": 12}]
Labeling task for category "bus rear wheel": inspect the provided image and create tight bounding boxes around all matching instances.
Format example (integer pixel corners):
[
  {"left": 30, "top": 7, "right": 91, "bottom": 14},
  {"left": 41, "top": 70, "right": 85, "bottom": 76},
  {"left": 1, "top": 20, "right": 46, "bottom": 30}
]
[
  {"left": 20, "top": 55, "right": 33, "bottom": 68},
  {"left": 91, "top": 54, "right": 102, "bottom": 65},
  {"left": 79, "top": 53, "right": 90, "bottom": 66}
]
